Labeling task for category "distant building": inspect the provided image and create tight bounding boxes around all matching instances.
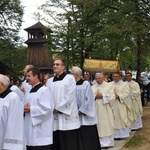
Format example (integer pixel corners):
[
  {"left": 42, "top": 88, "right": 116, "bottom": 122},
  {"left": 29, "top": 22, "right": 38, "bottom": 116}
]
[{"left": 24, "top": 21, "right": 53, "bottom": 74}]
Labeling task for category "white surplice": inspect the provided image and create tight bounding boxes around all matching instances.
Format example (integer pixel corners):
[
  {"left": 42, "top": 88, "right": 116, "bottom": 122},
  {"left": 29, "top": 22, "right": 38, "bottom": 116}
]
[
  {"left": 21, "top": 80, "right": 32, "bottom": 93},
  {"left": 76, "top": 80, "right": 98, "bottom": 125},
  {"left": 24, "top": 86, "right": 54, "bottom": 146},
  {"left": 46, "top": 74, "right": 80, "bottom": 131},
  {"left": 75, "top": 79, "right": 101, "bottom": 150},
  {"left": 0, "top": 91, "right": 24, "bottom": 150},
  {"left": 10, "top": 85, "right": 24, "bottom": 103}
]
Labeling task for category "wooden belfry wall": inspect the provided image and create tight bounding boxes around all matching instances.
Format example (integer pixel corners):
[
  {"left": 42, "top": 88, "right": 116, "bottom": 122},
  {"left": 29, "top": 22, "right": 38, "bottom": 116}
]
[{"left": 27, "top": 43, "right": 51, "bottom": 67}]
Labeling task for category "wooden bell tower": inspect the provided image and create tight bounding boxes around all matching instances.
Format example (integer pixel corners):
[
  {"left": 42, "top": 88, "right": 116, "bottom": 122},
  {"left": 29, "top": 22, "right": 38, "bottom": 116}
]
[{"left": 24, "top": 21, "right": 53, "bottom": 74}]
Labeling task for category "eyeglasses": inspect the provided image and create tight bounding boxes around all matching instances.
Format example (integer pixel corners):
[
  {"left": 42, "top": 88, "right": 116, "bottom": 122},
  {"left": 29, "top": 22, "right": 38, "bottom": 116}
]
[{"left": 53, "top": 63, "right": 63, "bottom": 66}]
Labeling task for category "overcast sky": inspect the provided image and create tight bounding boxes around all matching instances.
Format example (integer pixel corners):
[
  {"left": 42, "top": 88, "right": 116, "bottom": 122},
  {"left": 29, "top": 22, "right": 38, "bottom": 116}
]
[{"left": 19, "top": 0, "right": 47, "bottom": 41}]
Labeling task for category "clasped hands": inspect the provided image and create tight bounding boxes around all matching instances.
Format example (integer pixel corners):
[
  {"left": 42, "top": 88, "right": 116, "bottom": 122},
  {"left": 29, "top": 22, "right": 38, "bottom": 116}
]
[{"left": 95, "top": 93, "right": 103, "bottom": 99}]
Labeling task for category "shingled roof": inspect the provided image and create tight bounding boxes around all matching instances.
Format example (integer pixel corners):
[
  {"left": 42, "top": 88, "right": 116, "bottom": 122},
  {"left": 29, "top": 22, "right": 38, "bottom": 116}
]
[{"left": 24, "top": 21, "right": 52, "bottom": 32}]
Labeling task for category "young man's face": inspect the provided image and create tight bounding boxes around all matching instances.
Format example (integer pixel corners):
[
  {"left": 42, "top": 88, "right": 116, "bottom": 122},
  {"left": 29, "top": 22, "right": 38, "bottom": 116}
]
[
  {"left": 26, "top": 71, "right": 37, "bottom": 86},
  {"left": 53, "top": 60, "right": 65, "bottom": 75},
  {"left": 126, "top": 74, "right": 132, "bottom": 81}
]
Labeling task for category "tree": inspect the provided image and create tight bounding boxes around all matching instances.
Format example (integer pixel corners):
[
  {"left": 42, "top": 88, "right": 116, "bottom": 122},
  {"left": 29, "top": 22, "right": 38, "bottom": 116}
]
[
  {"left": 0, "top": 0, "right": 23, "bottom": 42},
  {"left": 0, "top": 0, "right": 24, "bottom": 77},
  {"left": 38, "top": 0, "right": 150, "bottom": 76}
]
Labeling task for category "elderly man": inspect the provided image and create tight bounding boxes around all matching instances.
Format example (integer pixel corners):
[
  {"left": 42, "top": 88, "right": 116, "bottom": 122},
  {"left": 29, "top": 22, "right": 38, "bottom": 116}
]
[
  {"left": 125, "top": 72, "right": 143, "bottom": 130},
  {"left": 24, "top": 67, "right": 54, "bottom": 150},
  {"left": 0, "top": 74, "right": 24, "bottom": 150},
  {"left": 46, "top": 59, "right": 83, "bottom": 150},
  {"left": 109, "top": 72, "right": 133, "bottom": 139},
  {"left": 92, "top": 73, "right": 115, "bottom": 148},
  {"left": 71, "top": 66, "right": 101, "bottom": 150}
]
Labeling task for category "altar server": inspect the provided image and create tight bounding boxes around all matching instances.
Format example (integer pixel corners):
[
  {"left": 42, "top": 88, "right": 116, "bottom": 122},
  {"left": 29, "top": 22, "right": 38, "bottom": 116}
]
[
  {"left": 71, "top": 66, "right": 101, "bottom": 150},
  {"left": 24, "top": 67, "right": 54, "bottom": 150},
  {"left": 0, "top": 74, "right": 24, "bottom": 150},
  {"left": 46, "top": 59, "right": 83, "bottom": 150}
]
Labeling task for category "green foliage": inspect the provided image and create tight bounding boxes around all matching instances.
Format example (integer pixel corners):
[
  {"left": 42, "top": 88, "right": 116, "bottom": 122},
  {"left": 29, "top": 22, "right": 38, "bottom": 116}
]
[
  {"left": 0, "top": 0, "right": 24, "bottom": 42},
  {"left": 8, "top": 0, "right": 150, "bottom": 77},
  {"left": 0, "top": 41, "right": 27, "bottom": 77},
  {"left": 0, "top": 0, "right": 25, "bottom": 77}
]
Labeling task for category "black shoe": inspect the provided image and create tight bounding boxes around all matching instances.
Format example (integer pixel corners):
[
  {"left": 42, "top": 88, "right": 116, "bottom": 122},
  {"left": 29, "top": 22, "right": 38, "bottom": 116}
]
[
  {"left": 114, "top": 138, "right": 121, "bottom": 140},
  {"left": 131, "top": 129, "right": 138, "bottom": 131},
  {"left": 101, "top": 147, "right": 109, "bottom": 149}
]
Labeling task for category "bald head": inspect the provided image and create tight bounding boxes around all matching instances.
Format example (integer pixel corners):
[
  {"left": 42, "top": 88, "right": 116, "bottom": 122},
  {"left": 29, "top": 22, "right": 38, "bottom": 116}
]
[
  {"left": 95, "top": 73, "right": 104, "bottom": 77},
  {"left": 23, "top": 64, "right": 34, "bottom": 76},
  {"left": 95, "top": 73, "right": 104, "bottom": 84},
  {"left": 0, "top": 74, "right": 10, "bottom": 94}
]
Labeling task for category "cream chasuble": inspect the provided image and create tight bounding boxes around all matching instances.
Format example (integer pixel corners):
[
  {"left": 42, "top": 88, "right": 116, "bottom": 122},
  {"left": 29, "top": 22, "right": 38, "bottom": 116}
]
[
  {"left": 109, "top": 80, "right": 134, "bottom": 129},
  {"left": 126, "top": 80, "right": 143, "bottom": 118},
  {"left": 92, "top": 81, "right": 115, "bottom": 137}
]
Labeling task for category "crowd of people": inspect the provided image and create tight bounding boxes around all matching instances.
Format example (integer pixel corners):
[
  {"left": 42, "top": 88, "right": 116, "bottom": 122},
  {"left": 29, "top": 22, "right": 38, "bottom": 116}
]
[{"left": 0, "top": 58, "right": 143, "bottom": 150}]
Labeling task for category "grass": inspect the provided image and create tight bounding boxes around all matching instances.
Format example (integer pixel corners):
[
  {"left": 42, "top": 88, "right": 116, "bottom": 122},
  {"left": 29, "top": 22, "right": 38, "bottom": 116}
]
[{"left": 124, "top": 136, "right": 147, "bottom": 149}]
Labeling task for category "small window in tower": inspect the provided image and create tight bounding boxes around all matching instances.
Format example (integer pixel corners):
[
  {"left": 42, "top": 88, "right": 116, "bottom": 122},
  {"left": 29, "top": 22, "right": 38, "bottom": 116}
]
[
  {"left": 38, "top": 32, "right": 44, "bottom": 38},
  {"left": 29, "top": 33, "right": 31, "bottom": 39},
  {"left": 30, "top": 32, "right": 36, "bottom": 39}
]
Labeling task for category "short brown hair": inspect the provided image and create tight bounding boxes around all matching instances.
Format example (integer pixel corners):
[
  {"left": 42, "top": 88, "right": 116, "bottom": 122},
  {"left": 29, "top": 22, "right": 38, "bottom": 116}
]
[{"left": 27, "top": 67, "right": 40, "bottom": 79}]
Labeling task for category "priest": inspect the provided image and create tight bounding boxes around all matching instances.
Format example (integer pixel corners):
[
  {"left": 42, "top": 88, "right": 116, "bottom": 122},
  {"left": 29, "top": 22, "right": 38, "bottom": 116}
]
[
  {"left": 92, "top": 73, "right": 115, "bottom": 148},
  {"left": 109, "top": 72, "right": 133, "bottom": 139},
  {"left": 125, "top": 72, "right": 143, "bottom": 130}
]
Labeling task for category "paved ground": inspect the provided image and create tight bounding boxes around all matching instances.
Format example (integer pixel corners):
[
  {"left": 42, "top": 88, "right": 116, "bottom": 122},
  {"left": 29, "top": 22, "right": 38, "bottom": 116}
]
[{"left": 101, "top": 131, "right": 136, "bottom": 150}]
